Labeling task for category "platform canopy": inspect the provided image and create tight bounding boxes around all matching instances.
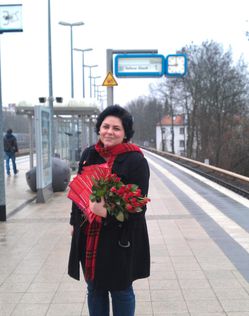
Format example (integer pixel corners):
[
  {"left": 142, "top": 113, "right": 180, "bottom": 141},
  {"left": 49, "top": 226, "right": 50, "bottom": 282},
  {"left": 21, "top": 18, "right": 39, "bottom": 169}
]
[{"left": 15, "top": 99, "right": 100, "bottom": 117}]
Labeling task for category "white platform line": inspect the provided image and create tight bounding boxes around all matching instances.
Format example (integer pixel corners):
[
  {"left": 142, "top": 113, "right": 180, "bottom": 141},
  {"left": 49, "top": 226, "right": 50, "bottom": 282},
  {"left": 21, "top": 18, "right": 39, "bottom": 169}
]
[
  {"left": 147, "top": 156, "right": 249, "bottom": 253},
  {"left": 145, "top": 150, "right": 249, "bottom": 209}
]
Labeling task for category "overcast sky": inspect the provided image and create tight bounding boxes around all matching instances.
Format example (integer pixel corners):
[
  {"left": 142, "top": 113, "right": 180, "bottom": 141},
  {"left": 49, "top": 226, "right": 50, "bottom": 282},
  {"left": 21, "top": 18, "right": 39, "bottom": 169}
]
[{"left": 0, "top": 0, "right": 249, "bottom": 108}]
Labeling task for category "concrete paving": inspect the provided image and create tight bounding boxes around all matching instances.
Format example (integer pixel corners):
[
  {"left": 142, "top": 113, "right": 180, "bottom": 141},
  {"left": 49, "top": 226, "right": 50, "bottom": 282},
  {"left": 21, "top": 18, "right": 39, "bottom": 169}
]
[{"left": 1, "top": 158, "right": 249, "bottom": 315}]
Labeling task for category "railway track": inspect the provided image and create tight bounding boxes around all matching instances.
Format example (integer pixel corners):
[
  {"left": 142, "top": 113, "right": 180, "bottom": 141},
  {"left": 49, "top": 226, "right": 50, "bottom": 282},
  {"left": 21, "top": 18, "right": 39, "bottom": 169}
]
[{"left": 143, "top": 147, "right": 249, "bottom": 199}]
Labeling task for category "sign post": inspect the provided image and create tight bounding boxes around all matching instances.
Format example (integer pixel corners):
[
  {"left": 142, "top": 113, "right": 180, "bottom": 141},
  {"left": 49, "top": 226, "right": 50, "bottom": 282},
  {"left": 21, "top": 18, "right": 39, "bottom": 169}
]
[
  {"left": 0, "top": 4, "right": 22, "bottom": 221},
  {"left": 105, "top": 49, "right": 158, "bottom": 106},
  {"left": 0, "top": 44, "right": 5, "bottom": 221},
  {"left": 106, "top": 49, "right": 114, "bottom": 107},
  {"left": 104, "top": 49, "right": 187, "bottom": 107}
]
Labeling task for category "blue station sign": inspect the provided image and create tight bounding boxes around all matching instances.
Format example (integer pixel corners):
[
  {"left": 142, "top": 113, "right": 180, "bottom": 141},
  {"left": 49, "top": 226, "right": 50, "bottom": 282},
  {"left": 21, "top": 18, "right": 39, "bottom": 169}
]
[
  {"left": 0, "top": 4, "right": 23, "bottom": 33},
  {"left": 115, "top": 54, "right": 165, "bottom": 78}
]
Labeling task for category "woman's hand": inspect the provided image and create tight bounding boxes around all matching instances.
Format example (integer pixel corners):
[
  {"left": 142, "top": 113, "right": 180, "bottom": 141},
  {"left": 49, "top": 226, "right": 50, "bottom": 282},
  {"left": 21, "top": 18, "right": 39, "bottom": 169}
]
[
  {"left": 70, "top": 225, "right": 74, "bottom": 236},
  {"left": 89, "top": 198, "right": 107, "bottom": 218}
]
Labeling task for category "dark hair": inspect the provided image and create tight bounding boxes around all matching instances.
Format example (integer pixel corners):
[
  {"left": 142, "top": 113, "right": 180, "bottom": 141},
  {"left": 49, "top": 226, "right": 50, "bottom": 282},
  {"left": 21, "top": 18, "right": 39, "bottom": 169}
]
[
  {"left": 95, "top": 105, "right": 134, "bottom": 141},
  {"left": 7, "top": 129, "right": 12, "bottom": 134}
]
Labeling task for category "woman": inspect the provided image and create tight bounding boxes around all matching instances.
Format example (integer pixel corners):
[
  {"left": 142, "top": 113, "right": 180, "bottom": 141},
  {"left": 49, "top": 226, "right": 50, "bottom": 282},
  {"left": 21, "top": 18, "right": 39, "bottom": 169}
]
[{"left": 68, "top": 105, "right": 150, "bottom": 316}]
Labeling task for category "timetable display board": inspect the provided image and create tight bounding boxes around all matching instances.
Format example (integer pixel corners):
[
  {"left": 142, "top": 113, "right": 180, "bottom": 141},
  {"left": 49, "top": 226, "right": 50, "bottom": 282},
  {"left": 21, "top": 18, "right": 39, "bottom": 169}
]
[
  {"left": 0, "top": 4, "right": 23, "bottom": 33},
  {"left": 35, "top": 106, "right": 52, "bottom": 190}
]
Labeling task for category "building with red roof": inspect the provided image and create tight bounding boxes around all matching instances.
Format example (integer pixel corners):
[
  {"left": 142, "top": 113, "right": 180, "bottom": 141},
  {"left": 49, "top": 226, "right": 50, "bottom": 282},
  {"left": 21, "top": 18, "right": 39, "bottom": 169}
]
[{"left": 156, "top": 114, "right": 187, "bottom": 156}]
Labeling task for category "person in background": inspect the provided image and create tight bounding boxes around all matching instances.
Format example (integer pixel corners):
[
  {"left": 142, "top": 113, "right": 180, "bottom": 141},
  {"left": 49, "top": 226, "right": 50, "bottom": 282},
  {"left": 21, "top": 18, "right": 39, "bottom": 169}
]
[
  {"left": 3, "top": 129, "right": 19, "bottom": 176},
  {"left": 68, "top": 105, "right": 150, "bottom": 316}
]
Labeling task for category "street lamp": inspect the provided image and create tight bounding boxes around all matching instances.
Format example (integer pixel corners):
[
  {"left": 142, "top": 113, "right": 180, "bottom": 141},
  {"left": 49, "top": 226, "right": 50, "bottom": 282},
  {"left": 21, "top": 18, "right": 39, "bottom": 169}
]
[
  {"left": 84, "top": 65, "right": 98, "bottom": 98},
  {"left": 97, "top": 89, "right": 106, "bottom": 100},
  {"left": 95, "top": 84, "right": 102, "bottom": 100},
  {"left": 48, "top": 0, "right": 55, "bottom": 156},
  {"left": 58, "top": 21, "right": 84, "bottom": 98},
  {"left": 97, "top": 90, "right": 107, "bottom": 110},
  {"left": 91, "top": 76, "right": 101, "bottom": 98},
  {"left": 74, "top": 48, "right": 93, "bottom": 98}
]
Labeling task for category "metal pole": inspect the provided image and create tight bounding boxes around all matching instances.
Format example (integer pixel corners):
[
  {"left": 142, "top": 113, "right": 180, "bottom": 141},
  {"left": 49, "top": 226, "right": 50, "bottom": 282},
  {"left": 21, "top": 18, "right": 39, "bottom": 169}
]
[
  {"left": 84, "top": 64, "right": 97, "bottom": 98},
  {"left": 89, "top": 117, "right": 93, "bottom": 145},
  {"left": 28, "top": 114, "right": 34, "bottom": 169},
  {"left": 93, "top": 78, "right": 96, "bottom": 98},
  {"left": 70, "top": 26, "right": 74, "bottom": 98},
  {"left": 59, "top": 22, "right": 84, "bottom": 99},
  {"left": 82, "top": 52, "right": 85, "bottom": 98},
  {"left": 0, "top": 38, "right": 6, "bottom": 221},
  {"left": 89, "top": 67, "right": 92, "bottom": 98},
  {"left": 112, "top": 49, "right": 158, "bottom": 54},
  {"left": 73, "top": 48, "right": 93, "bottom": 99},
  {"left": 106, "top": 49, "right": 113, "bottom": 106},
  {"left": 82, "top": 116, "right": 87, "bottom": 147},
  {"left": 48, "top": 0, "right": 54, "bottom": 155},
  {"left": 92, "top": 76, "right": 101, "bottom": 98}
]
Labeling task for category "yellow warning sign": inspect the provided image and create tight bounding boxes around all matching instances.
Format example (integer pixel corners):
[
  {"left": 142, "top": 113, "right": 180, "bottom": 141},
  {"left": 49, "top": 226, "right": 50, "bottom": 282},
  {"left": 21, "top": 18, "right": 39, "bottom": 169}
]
[{"left": 102, "top": 72, "right": 118, "bottom": 87}]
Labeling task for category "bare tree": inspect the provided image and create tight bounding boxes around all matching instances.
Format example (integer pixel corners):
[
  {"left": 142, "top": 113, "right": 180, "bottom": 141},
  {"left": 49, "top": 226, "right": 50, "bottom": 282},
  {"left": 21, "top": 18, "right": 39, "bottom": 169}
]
[
  {"left": 160, "top": 41, "right": 249, "bottom": 169},
  {"left": 150, "top": 75, "right": 185, "bottom": 153},
  {"left": 126, "top": 96, "right": 166, "bottom": 147}
]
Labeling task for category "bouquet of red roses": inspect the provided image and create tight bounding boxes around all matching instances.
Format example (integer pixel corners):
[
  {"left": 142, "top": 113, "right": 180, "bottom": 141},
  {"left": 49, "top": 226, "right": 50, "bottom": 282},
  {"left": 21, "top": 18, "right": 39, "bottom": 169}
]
[{"left": 90, "top": 173, "right": 150, "bottom": 222}]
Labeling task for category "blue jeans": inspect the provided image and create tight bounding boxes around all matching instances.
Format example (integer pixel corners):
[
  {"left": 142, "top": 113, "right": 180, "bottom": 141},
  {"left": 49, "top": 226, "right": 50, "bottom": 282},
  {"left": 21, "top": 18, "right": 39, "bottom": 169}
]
[
  {"left": 87, "top": 282, "right": 135, "bottom": 316},
  {"left": 5, "top": 152, "right": 17, "bottom": 175}
]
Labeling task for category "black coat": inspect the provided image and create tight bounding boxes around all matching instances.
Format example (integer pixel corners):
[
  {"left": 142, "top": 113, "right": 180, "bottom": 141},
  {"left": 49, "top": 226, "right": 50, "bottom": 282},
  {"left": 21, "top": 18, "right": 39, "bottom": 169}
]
[
  {"left": 68, "top": 145, "right": 150, "bottom": 291},
  {"left": 4, "top": 133, "right": 18, "bottom": 153}
]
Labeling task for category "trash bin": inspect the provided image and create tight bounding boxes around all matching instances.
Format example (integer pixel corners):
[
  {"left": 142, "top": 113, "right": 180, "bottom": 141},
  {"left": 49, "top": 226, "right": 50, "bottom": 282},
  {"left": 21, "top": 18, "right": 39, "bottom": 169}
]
[
  {"left": 26, "top": 158, "right": 71, "bottom": 193},
  {"left": 52, "top": 157, "right": 71, "bottom": 192}
]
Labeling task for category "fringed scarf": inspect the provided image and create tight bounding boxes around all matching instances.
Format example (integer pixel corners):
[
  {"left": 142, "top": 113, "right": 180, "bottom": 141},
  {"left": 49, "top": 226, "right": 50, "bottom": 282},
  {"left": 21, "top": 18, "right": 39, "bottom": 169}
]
[
  {"left": 95, "top": 140, "right": 143, "bottom": 167},
  {"left": 84, "top": 140, "right": 143, "bottom": 281}
]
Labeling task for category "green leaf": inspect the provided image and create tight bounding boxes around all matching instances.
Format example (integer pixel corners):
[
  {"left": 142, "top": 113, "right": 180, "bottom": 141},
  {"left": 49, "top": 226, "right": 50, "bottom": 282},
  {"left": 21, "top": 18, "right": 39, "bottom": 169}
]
[
  {"left": 89, "top": 195, "right": 96, "bottom": 202},
  {"left": 116, "top": 211, "right": 125, "bottom": 222}
]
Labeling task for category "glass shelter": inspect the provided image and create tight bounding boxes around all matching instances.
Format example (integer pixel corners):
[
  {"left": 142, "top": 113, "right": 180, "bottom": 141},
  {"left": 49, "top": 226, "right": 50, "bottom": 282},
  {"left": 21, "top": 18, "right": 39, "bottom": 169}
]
[{"left": 16, "top": 100, "right": 100, "bottom": 170}]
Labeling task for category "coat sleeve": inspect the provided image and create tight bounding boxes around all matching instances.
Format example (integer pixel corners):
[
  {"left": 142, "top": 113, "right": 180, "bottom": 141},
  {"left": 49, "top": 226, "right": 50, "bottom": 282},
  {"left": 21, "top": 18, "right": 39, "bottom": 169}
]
[
  {"left": 126, "top": 154, "right": 150, "bottom": 197},
  {"left": 126, "top": 154, "right": 150, "bottom": 219}
]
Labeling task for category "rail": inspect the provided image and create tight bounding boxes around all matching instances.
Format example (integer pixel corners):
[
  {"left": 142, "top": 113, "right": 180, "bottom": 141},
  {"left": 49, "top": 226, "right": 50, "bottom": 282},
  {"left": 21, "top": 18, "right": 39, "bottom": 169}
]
[
  {"left": 16, "top": 149, "right": 32, "bottom": 157},
  {"left": 143, "top": 147, "right": 249, "bottom": 199}
]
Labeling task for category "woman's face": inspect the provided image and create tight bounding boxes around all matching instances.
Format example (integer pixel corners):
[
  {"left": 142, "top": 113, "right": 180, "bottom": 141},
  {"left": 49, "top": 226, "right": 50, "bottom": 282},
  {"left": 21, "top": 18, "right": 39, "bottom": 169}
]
[{"left": 99, "top": 116, "right": 125, "bottom": 147}]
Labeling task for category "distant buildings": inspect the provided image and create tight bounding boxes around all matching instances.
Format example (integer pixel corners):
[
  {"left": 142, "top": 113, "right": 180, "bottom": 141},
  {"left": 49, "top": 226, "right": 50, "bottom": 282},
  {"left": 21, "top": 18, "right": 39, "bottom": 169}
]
[{"left": 156, "top": 114, "right": 187, "bottom": 156}]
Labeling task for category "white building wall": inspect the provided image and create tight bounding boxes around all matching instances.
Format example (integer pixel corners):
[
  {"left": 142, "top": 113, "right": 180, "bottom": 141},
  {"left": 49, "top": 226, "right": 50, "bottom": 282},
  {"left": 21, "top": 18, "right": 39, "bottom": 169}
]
[
  {"left": 156, "top": 127, "right": 161, "bottom": 151},
  {"left": 156, "top": 125, "right": 187, "bottom": 156}
]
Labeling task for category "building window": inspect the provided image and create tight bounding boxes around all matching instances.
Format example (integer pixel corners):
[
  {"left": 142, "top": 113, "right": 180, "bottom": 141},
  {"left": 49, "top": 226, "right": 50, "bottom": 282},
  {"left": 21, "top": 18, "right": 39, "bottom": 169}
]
[
  {"left": 179, "top": 140, "right": 185, "bottom": 147},
  {"left": 179, "top": 127, "right": 184, "bottom": 134}
]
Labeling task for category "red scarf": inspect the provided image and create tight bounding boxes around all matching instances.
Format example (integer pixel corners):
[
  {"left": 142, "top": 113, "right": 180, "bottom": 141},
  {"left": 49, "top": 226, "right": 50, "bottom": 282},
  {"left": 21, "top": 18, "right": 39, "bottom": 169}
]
[
  {"left": 84, "top": 141, "right": 143, "bottom": 281},
  {"left": 95, "top": 140, "right": 143, "bottom": 167}
]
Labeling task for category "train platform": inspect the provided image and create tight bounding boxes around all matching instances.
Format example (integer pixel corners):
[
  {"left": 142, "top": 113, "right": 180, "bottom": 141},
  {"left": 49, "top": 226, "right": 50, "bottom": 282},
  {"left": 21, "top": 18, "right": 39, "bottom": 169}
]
[
  {"left": 1, "top": 151, "right": 249, "bottom": 315},
  {"left": 4, "top": 156, "right": 37, "bottom": 218}
]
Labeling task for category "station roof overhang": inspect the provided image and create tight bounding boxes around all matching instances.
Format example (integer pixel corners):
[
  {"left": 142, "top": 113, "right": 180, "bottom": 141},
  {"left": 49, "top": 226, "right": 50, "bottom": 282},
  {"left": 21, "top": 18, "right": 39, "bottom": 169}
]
[{"left": 15, "top": 99, "right": 100, "bottom": 117}]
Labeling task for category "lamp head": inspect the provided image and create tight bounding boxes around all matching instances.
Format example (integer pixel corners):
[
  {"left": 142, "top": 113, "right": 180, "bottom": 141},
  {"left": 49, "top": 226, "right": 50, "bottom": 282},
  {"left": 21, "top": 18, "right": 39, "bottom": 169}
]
[{"left": 59, "top": 21, "right": 84, "bottom": 27}]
